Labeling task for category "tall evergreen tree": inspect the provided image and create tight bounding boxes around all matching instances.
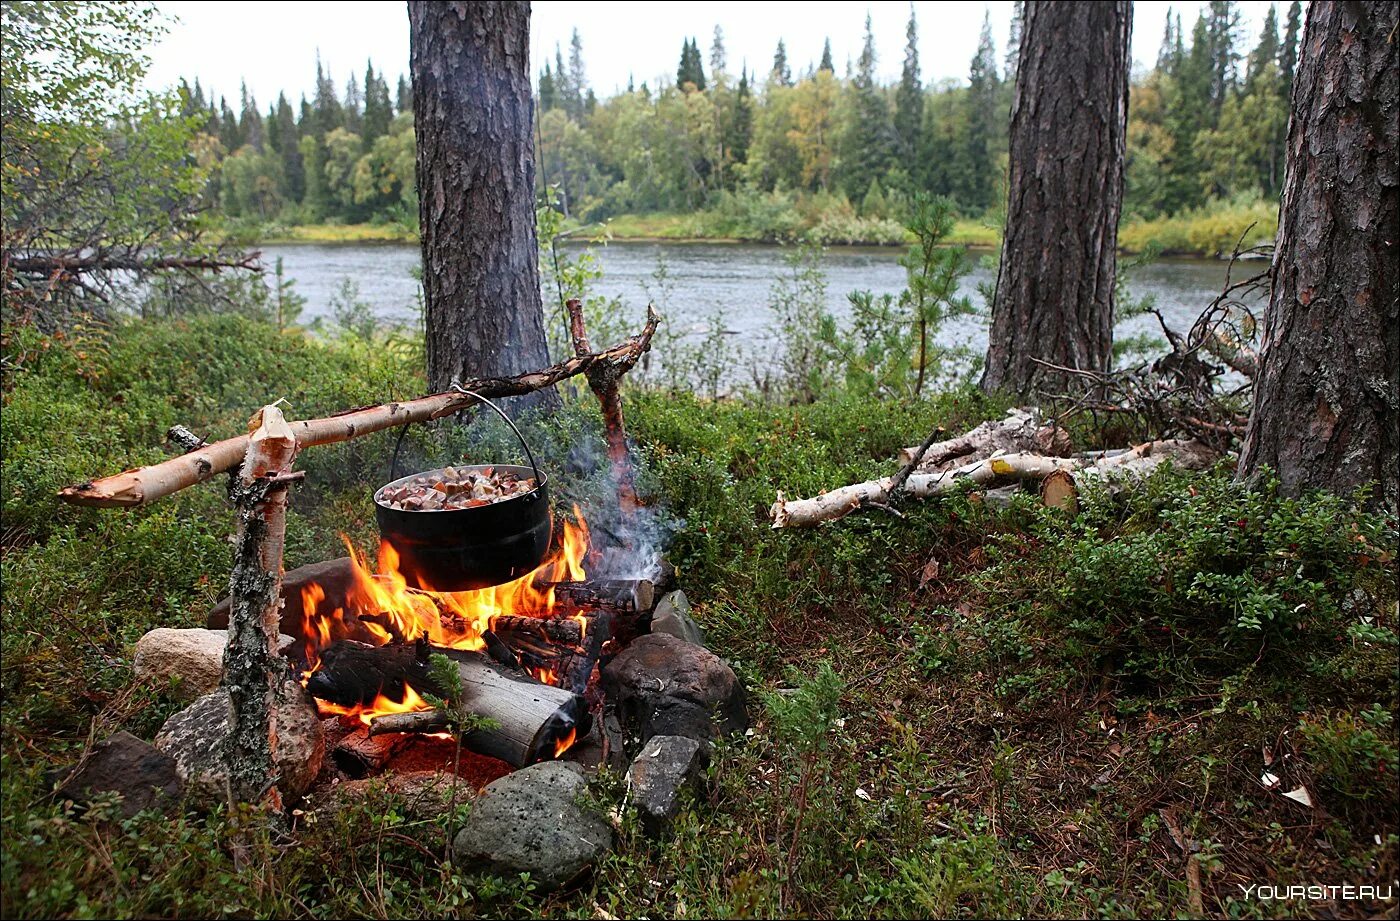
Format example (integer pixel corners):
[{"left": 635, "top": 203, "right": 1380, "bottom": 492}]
[
  {"left": 894, "top": 4, "right": 923, "bottom": 162},
  {"left": 362, "top": 61, "right": 392, "bottom": 150},
  {"left": 818, "top": 38, "right": 834, "bottom": 74},
  {"left": 343, "top": 71, "right": 363, "bottom": 134},
  {"left": 1279, "top": 0, "right": 1302, "bottom": 93},
  {"left": 1005, "top": 1, "right": 1024, "bottom": 84},
  {"left": 396, "top": 74, "right": 411, "bottom": 113},
  {"left": 840, "top": 14, "right": 896, "bottom": 197},
  {"left": 772, "top": 39, "right": 792, "bottom": 87},
  {"left": 1205, "top": 1, "right": 1241, "bottom": 113},
  {"left": 1157, "top": 8, "right": 1178, "bottom": 72},
  {"left": 730, "top": 67, "right": 753, "bottom": 164},
  {"left": 238, "top": 82, "right": 263, "bottom": 151},
  {"left": 1247, "top": 6, "right": 1280, "bottom": 89},
  {"left": 313, "top": 56, "right": 343, "bottom": 133},
  {"left": 273, "top": 93, "right": 304, "bottom": 204},
  {"left": 710, "top": 26, "right": 727, "bottom": 79},
  {"left": 538, "top": 62, "right": 558, "bottom": 111},
  {"left": 567, "top": 28, "right": 588, "bottom": 117},
  {"left": 218, "top": 95, "right": 241, "bottom": 151},
  {"left": 961, "top": 12, "right": 1001, "bottom": 209},
  {"left": 677, "top": 38, "right": 706, "bottom": 90}
]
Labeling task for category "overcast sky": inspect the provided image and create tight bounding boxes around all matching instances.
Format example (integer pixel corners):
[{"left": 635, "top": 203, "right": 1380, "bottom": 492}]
[{"left": 144, "top": 1, "right": 1278, "bottom": 106}]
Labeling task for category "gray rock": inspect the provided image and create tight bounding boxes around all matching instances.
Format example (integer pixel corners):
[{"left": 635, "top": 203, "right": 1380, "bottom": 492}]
[
  {"left": 452, "top": 761, "right": 612, "bottom": 892},
  {"left": 626, "top": 735, "right": 709, "bottom": 836},
  {"left": 56, "top": 731, "right": 182, "bottom": 818},
  {"left": 650, "top": 590, "right": 706, "bottom": 647},
  {"left": 602, "top": 634, "right": 747, "bottom": 747},
  {"left": 155, "top": 675, "right": 324, "bottom": 803},
  {"left": 134, "top": 628, "right": 296, "bottom": 701}
]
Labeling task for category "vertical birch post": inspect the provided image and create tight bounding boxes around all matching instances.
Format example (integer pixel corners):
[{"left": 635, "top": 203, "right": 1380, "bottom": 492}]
[{"left": 221, "top": 405, "right": 301, "bottom": 806}]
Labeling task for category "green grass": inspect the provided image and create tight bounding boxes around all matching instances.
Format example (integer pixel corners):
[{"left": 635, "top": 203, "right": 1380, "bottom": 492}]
[
  {"left": 2, "top": 314, "right": 1395, "bottom": 919},
  {"left": 1120, "top": 200, "right": 1279, "bottom": 257}
]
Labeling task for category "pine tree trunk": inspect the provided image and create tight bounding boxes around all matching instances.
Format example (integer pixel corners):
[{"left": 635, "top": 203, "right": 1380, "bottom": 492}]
[
  {"left": 409, "top": 1, "right": 558, "bottom": 413},
  {"left": 981, "top": 1, "right": 1132, "bottom": 396},
  {"left": 1238, "top": 1, "right": 1399, "bottom": 511}
]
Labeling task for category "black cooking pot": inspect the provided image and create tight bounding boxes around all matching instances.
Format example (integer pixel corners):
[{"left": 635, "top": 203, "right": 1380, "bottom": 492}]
[{"left": 373, "top": 390, "right": 552, "bottom": 592}]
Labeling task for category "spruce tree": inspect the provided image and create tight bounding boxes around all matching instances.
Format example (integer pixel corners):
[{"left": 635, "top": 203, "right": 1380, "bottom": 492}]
[
  {"left": 343, "top": 71, "right": 363, "bottom": 135},
  {"left": 961, "top": 12, "right": 1001, "bottom": 210},
  {"left": 362, "top": 60, "right": 392, "bottom": 150},
  {"left": 1005, "top": 1, "right": 1024, "bottom": 84},
  {"left": 1157, "top": 9, "right": 1178, "bottom": 72},
  {"left": 313, "top": 57, "right": 343, "bottom": 133},
  {"left": 1205, "top": 1, "right": 1241, "bottom": 113},
  {"left": 1247, "top": 6, "right": 1279, "bottom": 89},
  {"left": 730, "top": 67, "right": 753, "bottom": 163},
  {"left": 218, "top": 96, "right": 242, "bottom": 151},
  {"left": 894, "top": 4, "right": 923, "bottom": 163},
  {"left": 1279, "top": 0, "right": 1301, "bottom": 93},
  {"left": 567, "top": 28, "right": 587, "bottom": 116},
  {"left": 538, "top": 63, "right": 558, "bottom": 111},
  {"left": 818, "top": 38, "right": 834, "bottom": 74},
  {"left": 841, "top": 14, "right": 896, "bottom": 198},
  {"left": 772, "top": 39, "right": 792, "bottom": 87},
  {"left": 396, "top": 74, "right": 412, "bottom": 113},
  {"left": 238, "top": 82, "right": 263, "bottom": 151},
  {"left": 274, "top": 93, "right": 305, "bottom": 204},
  {"left": 710, "top": 26, "right": 727, "bottom": 79}
]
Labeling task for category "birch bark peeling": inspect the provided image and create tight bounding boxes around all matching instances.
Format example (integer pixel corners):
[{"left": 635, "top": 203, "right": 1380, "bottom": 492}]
[
  {"left": 771, "top": 439, "right": 1218, "bottom": 528},
  {"left": 57, "top": 316, "right": 658, "bottom": 509},
  {"left": 221, "top": 405, "right": 298, "bottom": 805}
]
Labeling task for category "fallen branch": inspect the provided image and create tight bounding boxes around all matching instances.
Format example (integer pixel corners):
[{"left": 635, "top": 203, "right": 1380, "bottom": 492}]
[
  {"left": 771, "top": 439, "right": 1218, "bottom": 529},
  {"left": 896, "top": 410, "right": 1069, "bottom": 472},
  {"left": 6, "top": 252, "right": 263, "bottom": 276},
  {"left": 58, "top": 311, "right": 660, "bottom": 508}
]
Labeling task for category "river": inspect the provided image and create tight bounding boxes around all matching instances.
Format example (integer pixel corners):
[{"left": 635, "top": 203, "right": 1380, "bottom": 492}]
[{"left": 256, "top": 240, "right": 1259, "bottom": 386}]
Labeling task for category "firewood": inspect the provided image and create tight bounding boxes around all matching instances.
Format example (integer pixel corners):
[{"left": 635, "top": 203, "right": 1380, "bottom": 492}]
[
  {"left": 57, "top": 309, "right": 659, "bottom": 509},
  {"left": 895, "top": 410, "right": 1070, "bottom": 472},
  {"left": 1038, "top": 439, "right": 1219, "bottom": 510},
  {"left": 367, "top": 710, "right": 452, "bottom": 738},
  {"left": 771, "top": 440, "right": 1219, "bottom": 529},
  {"left": 333, "top": 726, "right": 410, "bottom": 778},
  {"left": 305, "top": 641, "right": 588, "bottom": 767}
]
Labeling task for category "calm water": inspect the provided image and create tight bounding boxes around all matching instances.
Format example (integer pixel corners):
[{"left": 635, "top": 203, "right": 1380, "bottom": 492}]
[{"left": 257, "top": 240, "right": 1259, "bottom": 382}]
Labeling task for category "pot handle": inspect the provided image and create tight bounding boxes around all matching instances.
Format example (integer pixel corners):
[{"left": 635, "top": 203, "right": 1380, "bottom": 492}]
[{"left": 448, "top": 385, "right": 544, "bottom": 490}]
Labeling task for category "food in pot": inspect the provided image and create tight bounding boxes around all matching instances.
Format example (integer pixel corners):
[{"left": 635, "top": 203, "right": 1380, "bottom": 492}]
[{"left": 378, "top": 466, "right": 535, "bottom": 511}]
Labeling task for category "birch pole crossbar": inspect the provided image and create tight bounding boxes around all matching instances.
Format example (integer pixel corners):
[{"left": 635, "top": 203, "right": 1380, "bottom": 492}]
[{"left": 57, "top": 313, "right": 659, "bottom": 509}]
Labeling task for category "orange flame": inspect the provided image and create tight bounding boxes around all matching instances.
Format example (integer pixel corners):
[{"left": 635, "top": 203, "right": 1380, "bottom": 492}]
[
  {"left": 318, "top": 683, "right": 432, "bottom": 726},
  {"left": 553, "top": 727, "right": 578, "bottom": 758}
]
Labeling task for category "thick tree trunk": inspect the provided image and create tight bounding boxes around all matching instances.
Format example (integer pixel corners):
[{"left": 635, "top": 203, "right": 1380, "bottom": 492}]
[
  {"left": 409, "top": 1, "right": 558, "bottom": 414},
  {"left": 981, "top": 1, "right": 1132, "bottom": 396},
  {"left": 1238, "top": 1, "right": 1399, "bottom": 512}
]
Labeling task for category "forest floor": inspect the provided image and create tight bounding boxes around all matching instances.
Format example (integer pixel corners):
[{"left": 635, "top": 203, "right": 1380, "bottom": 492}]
[
  {"left": 2, "top": 315, "right": 1394, "bottom": 919},
  {"left": 257, "top": 199, "right": 1278, "bottom": 258}
]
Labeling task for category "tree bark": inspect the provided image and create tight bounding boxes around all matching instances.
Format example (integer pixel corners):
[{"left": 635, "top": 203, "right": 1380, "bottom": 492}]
[
  {"left": 1237, "top": 1, "right": 1399, "bottom": 512},
  {"left": 981, "top": 1, "right": 1132, "bottom": 396},
  {"left": 409, "top": 1, "right": 558, "bottom": 414}
]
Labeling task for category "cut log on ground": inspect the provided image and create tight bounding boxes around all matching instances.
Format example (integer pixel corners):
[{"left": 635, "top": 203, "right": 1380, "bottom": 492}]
[
  {"left": 333, "top": 726, "right": 411, "bottom": 778},
  {"left": 305, "top": 641, "right": 588, "bottom": 767},
  {"left": 1040, "top": 439, "right": 1219, "bottom": 510},
  {"left": 896, "top": 409, "right": 1070, "bottom": 472},
  {"left": 57, "top": 310, "right": 659, "bottom": 508},
  {"left": 772, "top": 439, "right": 1218, "bottom": 529}
]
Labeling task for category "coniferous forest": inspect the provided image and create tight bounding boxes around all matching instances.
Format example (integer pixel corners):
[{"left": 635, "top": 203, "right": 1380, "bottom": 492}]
[{"left": 193, "top": 2, "right": 1298, "bottom": 251}]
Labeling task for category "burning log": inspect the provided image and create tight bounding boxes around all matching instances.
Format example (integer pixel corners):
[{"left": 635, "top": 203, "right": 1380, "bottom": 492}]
[
  {"left": 333, "top": 726, "right": 410, "bottom": 778},
  {"left": 57, "top": 310, "right": 659, "bottom": 509},
  {"left": 770, "top": 440, "right": 1219, "bottom": 529},
  {"left": 306, "top": 641, "right": 588, "bottom": 767},
  {"left": 546, "top": 577, "right": 655, "bottom": 614}
]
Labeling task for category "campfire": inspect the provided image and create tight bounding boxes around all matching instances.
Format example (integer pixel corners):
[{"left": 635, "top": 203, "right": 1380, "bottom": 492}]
[{"left": 286, "top": 506, "right": 665, "bottom": 777}]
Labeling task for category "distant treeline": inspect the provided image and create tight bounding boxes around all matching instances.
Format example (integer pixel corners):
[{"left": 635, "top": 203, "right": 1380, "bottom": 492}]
[{"left": 187, "top": 1, "right": 1299, "bottom": 243}]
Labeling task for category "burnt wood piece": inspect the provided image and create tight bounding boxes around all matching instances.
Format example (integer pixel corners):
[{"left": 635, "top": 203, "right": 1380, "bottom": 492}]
[
  {"left": 304, "top": 641, "right": 588, "bottom": 767},
  {"left": 565, "top": 610, "right": 612, "bottom": 696},
  {"left": 490, "top": 614, "right": 586, "bottom": 646},
  {"left": 544, "top": 578, "right": 654, "bottom": 614},
  {"left": 481, "top": 629, "right": 521, "bottom": 669},
  {"left": 304, "top": 639, "right": 439, "bottom": 707},
  {"left": 333, "top": 726, "right": 410, "bottom": 778}
]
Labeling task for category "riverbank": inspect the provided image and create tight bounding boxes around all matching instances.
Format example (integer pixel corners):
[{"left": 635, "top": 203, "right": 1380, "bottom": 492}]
[{"left": 257, "top": 201, "right": 1277, "bottom": 257}]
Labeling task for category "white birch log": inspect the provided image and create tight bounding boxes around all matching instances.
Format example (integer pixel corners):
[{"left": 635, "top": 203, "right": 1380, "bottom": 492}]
[{"left": 896, "top": 409, "right": 1070, "bottom": 471}]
